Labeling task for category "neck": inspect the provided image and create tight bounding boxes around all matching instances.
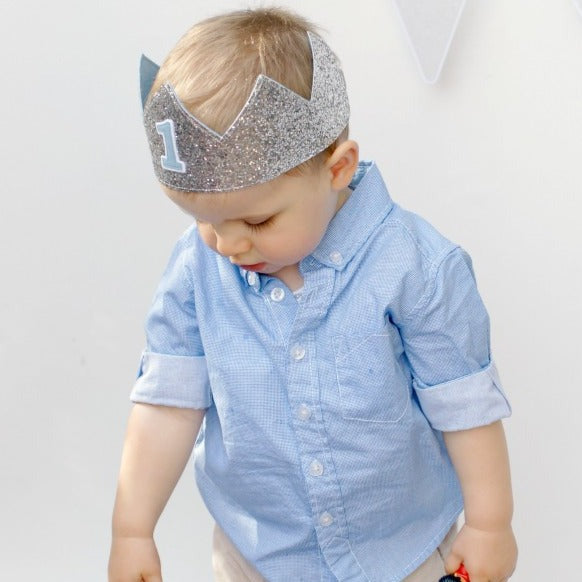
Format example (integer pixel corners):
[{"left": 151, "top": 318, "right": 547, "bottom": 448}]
[
  {"left": 273, "top": 264, "right": 304, "bottom": 291},
  {"left": 335, "top": 187, "right": 352, "bottom": 213}
]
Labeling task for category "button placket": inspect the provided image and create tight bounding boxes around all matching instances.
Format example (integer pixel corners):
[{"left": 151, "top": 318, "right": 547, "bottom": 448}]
[
  {"left": 270, "top": 287, "right": 285, "bottom": 302},
  {"left": 284, "top": 269, "right": 349, "bottom": 556},
  {"left": 245, "top": 270, "right": 261, "bottom": 292},
  {"left": 290, "top": 344, "right": 306, "bottom": 361},
  {"left": 297, "top": 403, "right": 312, "bottom": 421},
  {"left": 309, "top": 459, "right": 324, "bottom": 477}
]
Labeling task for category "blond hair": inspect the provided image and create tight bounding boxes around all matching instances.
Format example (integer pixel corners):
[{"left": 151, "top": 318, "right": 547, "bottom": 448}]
[{"left": 150, "top": 8, "right": 348, "bottom": 171}]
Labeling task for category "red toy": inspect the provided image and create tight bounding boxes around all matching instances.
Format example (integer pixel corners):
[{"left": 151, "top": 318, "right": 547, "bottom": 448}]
[{"left": 438, "top": 564, "right": 470, "bottom": 581}]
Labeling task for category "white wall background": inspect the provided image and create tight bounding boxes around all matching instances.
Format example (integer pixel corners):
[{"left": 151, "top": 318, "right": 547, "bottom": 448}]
[{"left": 1, "top": 0, "right": 580, "bottom": 579}]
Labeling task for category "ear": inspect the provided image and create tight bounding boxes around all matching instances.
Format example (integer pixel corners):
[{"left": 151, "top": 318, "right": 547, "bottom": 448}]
[{"left": 326, "top": 140, "right": 360, "bottom": 191}]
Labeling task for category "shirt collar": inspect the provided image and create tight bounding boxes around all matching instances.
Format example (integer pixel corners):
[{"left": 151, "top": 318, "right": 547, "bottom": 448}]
[{"left": 307, "top": 161, "right": 394, "bottom": 271}]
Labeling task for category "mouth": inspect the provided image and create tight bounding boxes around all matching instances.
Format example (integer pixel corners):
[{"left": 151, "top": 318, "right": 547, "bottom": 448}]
[{"left": 240, "top": 262, "right": 267, "bottom": 272}]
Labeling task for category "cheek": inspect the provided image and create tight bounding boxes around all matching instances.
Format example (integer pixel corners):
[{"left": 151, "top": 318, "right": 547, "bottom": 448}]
[
  {"left": 265, "top": 222, "right": 326, "bottom": 260},
  {"left": 299, "top": 202, "right": 334, "bottom": 240}
]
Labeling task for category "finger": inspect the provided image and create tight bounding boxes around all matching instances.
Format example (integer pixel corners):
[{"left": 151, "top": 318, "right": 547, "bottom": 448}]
[{"left": 443, "top": 550, "right": 462, "bottom": 574}]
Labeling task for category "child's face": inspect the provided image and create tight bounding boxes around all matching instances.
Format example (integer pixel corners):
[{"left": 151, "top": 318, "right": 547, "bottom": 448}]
[{"left": 164, "top": 166, "right": 346, "bottom": 278}]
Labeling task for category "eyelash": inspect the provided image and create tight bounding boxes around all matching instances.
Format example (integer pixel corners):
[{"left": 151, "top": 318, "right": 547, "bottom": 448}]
[{"left": 246, "top": 217, "right": 275, "bottom": 232}]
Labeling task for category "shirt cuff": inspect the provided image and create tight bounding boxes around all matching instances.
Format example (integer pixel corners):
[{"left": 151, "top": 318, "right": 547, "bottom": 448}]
[
  {"left": 130, "top": 351, "right": 212, "bottom": 409},
  {"left": 413, "top": 361, "right": 511, "bottom": 431}
]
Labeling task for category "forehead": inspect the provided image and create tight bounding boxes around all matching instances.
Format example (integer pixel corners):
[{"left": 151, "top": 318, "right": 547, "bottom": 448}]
[{"left": 166, "top": 173, "right": 310, "bottom": 220}]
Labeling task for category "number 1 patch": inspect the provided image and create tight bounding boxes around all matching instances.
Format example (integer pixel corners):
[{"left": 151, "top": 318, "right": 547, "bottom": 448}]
[{"left": 156, "top": 119, "right": 186, "bottom": 173}]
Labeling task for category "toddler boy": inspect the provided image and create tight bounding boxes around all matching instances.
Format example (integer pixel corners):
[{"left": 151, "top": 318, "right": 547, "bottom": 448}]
[{"left": 109, "top": 8, "right": 517, "bottom": 582}]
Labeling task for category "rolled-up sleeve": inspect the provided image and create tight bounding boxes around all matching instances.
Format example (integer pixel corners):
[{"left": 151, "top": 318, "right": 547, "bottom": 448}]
[
  {"left": 132, "top": 351, "right": 212, "bottom": 408},
  {"left": 413, "top": 361, "right": 509, "bottom": 431},
  {"left": 400, "top": 247, "right": 511, "bottom": 431},
  {"left": 130, "top": 232, "right": 212, "bottom": 410}
]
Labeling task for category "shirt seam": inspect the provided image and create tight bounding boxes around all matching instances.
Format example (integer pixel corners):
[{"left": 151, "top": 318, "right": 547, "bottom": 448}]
[
  {"left": 181, "top": 241, "right": 195, "bottom": 291},
  {"left": 398, "top": 239, "right": 461, "bottom": 324}
]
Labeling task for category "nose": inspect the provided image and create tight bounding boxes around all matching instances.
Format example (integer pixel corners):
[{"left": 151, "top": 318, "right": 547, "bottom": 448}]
[{"left": 213, "top": 224, "right": 251, "bottom": 257}]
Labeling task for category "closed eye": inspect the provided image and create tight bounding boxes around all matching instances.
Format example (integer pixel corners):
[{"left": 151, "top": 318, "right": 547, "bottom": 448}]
[{"left": 245, "top": 216, "right": 275, "bottom": 232}]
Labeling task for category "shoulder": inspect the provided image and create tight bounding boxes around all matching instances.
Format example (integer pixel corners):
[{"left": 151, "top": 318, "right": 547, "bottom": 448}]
[
  {"left": 358, "top": 203, "right": 472, "bottom": 322},
  {"left": 352, "top": 162, "right": 459, "bottom": 268},
  {"left": 169, "top": 222, "right": 216, "bottom": 266},
  {"left": 383, "top": 204, "right": 459, "bottom": 268},
  {"left": 157, "top": 223, "right": 209, "bottom": 289},
  {"left": 361, "top": 204, "right": 461, "bottom": 298},
  {"left": 173, "top": 222, "right": 201, "bottom": 254},
  {"left": 163, "top": 223, "right": 238, "bottom": 294}
]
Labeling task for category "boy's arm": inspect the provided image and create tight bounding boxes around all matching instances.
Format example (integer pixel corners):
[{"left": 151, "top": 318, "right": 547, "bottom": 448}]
[
  {"left": 443, "top": 420, "right": 517, "bottom": 582},
  {"left": 108, "top": 403, "right": 205, "bottom": 582}
]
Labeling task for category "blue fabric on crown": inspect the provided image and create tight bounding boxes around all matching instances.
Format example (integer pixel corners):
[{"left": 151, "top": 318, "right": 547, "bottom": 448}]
[{"left": 140, "top": 54, "right": 160, "bottom": 109}]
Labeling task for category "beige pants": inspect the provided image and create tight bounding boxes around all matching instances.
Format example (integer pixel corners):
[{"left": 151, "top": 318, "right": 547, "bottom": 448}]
[{"left": 213, "top": 522, "right": 457, "bottom": 582}]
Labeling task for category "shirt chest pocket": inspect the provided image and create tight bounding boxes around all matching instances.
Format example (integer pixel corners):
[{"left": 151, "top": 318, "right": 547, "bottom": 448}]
[{"left": 332, "top": 329, "right": 410, "bottom": 423}]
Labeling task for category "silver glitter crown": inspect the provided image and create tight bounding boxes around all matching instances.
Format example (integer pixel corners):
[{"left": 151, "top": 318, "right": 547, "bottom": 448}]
[{"left": 142, "top": 32, "right": 350, "bottom": 192}]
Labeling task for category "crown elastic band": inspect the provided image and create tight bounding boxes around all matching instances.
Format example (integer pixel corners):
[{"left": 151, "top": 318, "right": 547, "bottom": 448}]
[{"left": 141, "top": 32, "right": 350, "bottom": 192}]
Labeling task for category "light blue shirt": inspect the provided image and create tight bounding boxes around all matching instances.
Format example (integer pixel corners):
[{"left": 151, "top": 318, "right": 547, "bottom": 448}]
[{"left": 131, "top": 162, "right": 511, "bottom": 582}]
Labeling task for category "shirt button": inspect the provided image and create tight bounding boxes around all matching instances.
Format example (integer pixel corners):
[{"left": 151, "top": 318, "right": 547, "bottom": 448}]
[
  {"left": 329, "top": 250, "right": 343, "bottom": 265},
  {"left": 291, "top": 345, "right": 306, "bottom": 361},
  {"left": 270, "top": 287, "right": 285, "bottom": 302},
  {"left": 247, "top": 271, "right": 258, "bottom": 286},
  {"left": 319, "top": 512, "right": 334, "bottom": 527},
  {"left": 297, "top": 404, "right": 312, "bottom": 421},
  {"left": 309, "top": 460, "right": 324, "bottom": 477}
]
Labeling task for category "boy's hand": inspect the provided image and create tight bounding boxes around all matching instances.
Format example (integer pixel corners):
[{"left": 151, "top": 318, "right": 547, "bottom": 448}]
[
  {"left": 108, "top": 535, "right": 162, "bottom": 582},
  {"left": 444, "top": 523, "right": 517, "bottom": 582}
]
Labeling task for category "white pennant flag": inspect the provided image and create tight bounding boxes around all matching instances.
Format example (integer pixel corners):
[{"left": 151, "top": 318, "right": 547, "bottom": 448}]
[{"left": 393, "top": 0, "right": 467, "bottom": 83}]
